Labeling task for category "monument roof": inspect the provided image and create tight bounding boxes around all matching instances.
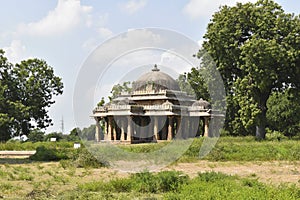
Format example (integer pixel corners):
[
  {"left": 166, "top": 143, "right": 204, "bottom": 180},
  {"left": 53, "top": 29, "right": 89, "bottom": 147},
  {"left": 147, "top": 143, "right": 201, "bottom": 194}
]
[
  {"left": 192, "top": 98, "right": 211, "bottom": 109},
  {"left": 133, "top": 65, "right": 180, "bottom": 91}
]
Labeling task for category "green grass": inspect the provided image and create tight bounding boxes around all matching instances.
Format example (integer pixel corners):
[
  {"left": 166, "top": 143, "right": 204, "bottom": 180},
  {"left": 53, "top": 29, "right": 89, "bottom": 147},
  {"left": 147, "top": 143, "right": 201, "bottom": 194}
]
[
  {"left": 1, "top": 136, "right": 299, "bottom": 164},
  {"left": 164, "top": 172, "right": 300, "bottom": 200},
  {"left": 117, "top": 136, "right": 300, "bottom": 162},
  {"left": 58, "top": 171, "right": 300, "bottom": 200}
]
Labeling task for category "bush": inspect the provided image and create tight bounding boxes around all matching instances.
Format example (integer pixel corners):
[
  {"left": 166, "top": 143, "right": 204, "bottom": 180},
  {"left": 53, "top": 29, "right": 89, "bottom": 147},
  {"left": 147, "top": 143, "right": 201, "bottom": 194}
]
[
  {"left": 131, "top": 171, "right": 158, "bottom": 193},
  {"left": 266, "top": 129, "right": 287, "bottom": 141},
  {"left": 27, "top": 129, "right": 45, "bottom": 142},
  {"left": 60, "top": 148, "right": 109, "bottom": 168},
  {"left": 71, "top": 148, "right": 109, "bottom": 168},
  {"left": 44, "top": 132, "right": 63, "bottom": 142},
  {"left": 131, "top": 171, "right": 188, "bottom": 193},
  {"left": 109, "top": 178, "right": 133, "bottom": 193},
  {"left": 197, "top": 171, "right": 234, "bottom": 182},
  {"left": 77, "top": 170, "right": 188, "bottom": 195},
  {"left": 30, "top": 146, "right": 69, "bottom": 161}
]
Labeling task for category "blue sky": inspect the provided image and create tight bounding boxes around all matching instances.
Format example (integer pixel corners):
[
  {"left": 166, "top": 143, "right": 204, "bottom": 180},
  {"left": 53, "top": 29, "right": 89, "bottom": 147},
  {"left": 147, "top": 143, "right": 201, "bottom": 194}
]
[{"left": 0, "top": 0, "right": 299, "bottom": 134}]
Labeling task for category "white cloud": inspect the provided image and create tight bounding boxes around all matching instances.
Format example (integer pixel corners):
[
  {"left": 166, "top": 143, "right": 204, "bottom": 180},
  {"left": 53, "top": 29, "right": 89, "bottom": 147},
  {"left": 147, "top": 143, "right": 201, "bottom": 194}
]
[
  {"left": 3, "top": 40, "right": 31, "bottom": 63},
  {"left": 94, "top": 13, "right": 109, "bottom": 27},
  {"left": 18, "top": 0, "right": 93, "bottom": 36},
  {"left": 82, "top": 27, "right": 113, "bottom": 52},
  {"left": 159, "top": 50, "right": 193, "bottom": 73},
  {"left": 82, "top": 38, "right": 98, "bottom": 52},
  {"left": 120, "top": 0, "right": 147, "bottom": 14},
  {"left": 89, "top": 29, "right": 162, "bottom": 63},
  {"left": 97, "top": 27, "right": 113, "bottom": 39},
  {"left": 183, "top": 0, "right": 257, "bottom": 19}
]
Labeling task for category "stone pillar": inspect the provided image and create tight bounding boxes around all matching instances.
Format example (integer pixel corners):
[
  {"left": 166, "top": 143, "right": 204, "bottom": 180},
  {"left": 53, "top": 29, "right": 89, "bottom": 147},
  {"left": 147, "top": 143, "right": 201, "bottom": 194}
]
[
  {"left": 189, "top": 117, "right": 196, "bottom": 138},
  {"left": 95, "top": 118, "right": 101, "bottom": 142},
  {"left": 183, "top": 117, "right": 190, "bottom": 139},
  {"left": 175, "top": 117, "right": 181, "bottom": 138},
  {"left": 108, "top": 117, "right": 112, "bottom": 141},
  {"left": 190, "top": 117, "right": 199, "bottom": 138},
  {"left": 204, "top": 117, "right": 209, "bottom": 137},
  {"left": 120, "top": 118, "right": 125, "bottom": 141},
  {"left": 140, "top": 117, "right": 146, "bottom": 139},
  {"left": 167, "top": 116, "right": 173, "bottom": 140},
  {"left": 153, "top": 116, "right": 159, "bottom": 140},
  {"left": 182, "top": 117, "right": 187, "bottom": 139},
  {"left": 127, "top": 116, "right": 132, "bottom": 142},
  {"left": 137, "top": 117, "right": 142, "bottom": 141},
  {"left": 104, "top": 118, "right": 108, "bottom": 140},
  {"left": 113, "top": 119, "right": 117, "bottom": 141}
]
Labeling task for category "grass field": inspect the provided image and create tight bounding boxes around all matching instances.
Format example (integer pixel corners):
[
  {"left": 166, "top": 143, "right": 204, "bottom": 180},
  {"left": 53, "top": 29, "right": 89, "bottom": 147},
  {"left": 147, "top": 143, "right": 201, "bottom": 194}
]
[{"left": 0, "top": 136, "right": 299, "bottom": 199}]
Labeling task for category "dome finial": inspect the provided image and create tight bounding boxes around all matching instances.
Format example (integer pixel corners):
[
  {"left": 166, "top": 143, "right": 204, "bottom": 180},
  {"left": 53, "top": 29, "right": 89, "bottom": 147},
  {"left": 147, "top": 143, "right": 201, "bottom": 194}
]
[{"left": 152, "top": 64, "right": 160, "bottom": 72}]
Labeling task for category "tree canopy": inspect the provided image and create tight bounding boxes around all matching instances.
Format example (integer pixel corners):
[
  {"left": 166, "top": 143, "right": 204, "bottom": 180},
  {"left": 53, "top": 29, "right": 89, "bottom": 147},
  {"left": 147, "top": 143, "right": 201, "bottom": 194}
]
[
  {"left": 198, "top": 0, "right": 300, "bottom": 139},
  {"left": 0, "top": 49, "right": 63, "bottom": 141}
]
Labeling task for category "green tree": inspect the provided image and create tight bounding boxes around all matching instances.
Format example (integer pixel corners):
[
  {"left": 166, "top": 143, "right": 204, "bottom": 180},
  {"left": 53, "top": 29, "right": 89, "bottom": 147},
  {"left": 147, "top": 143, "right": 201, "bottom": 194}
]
[
  {"left": 97, "top": 97, "right": 105, "bottom": 107},
  {"left": 188, "top": 67, "right": 211, "bottom": 101},
  {"left": 267, "top": 90, "right": 300, "bottom": 137},
  {"left": 108, "top": 81, "right": 132, "bottom": 101},
  {"left": 200, "top": 0, "right": 300, "bottom": 139},
  {"left": 67, "top": 127, "right": 81, "bottom": 141},
  {"left": 177, "top": 69, "right": 210, "bottom": 100},
  {"left": 0, "top": 50, "right": 63, "bottom": 141},
  {"left": 44, "top": 132, "right": 63, "bottom": 141},
  {"left": 177, "top": 72, "right": 196, "bottom": 96},
  {"left": 80, "top": 125, "right": 96, "bottom": 141},
  {"left": 27, "top": 129, "right": 45, "bottom": 142}
]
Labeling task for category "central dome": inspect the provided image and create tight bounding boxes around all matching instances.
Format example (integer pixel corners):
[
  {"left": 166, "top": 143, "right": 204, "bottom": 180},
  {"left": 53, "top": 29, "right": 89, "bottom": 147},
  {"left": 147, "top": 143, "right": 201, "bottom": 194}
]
[{"left": 133, "top": 65, "right": 180, "bottom": 91}]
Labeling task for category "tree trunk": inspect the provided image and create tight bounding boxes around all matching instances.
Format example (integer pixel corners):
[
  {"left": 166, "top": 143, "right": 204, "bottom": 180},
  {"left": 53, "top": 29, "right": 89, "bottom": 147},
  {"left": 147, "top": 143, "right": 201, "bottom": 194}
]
[
  {"left": 255, "top": 98, "right": 268, "bottom": 140},
  {"left": 255, "top": 124, "right": 266, "bottom": 140}
]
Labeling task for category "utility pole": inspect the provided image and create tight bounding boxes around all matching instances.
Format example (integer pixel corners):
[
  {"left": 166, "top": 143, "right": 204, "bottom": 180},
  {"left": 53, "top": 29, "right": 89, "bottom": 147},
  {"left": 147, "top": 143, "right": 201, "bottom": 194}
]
[{"left": 61, "top": 116, "right": 64, "bottom": 134}]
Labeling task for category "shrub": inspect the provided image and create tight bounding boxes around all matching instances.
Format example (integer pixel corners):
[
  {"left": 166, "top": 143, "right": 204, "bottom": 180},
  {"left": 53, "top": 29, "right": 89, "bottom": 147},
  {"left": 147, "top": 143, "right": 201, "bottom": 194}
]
[
  {"left": 266, "top": 129, "right": 287, "bottom": 141},
  {"left": 28, "top": 129, "right": 45, "bottom": 142},
  {"left": 131, "top": 171, "right": 188, "bottom": 193},
  {"left": 156, "top": 171, "right": 189, "bottom": 192},
  {"left": 108, "top": 178, "right": 133, "bottom": 193},
  {"left": 197, "top": 171, "right": 234, "bottom": 182},
  {"left": 44, "top": 132, "right": 63, "bottom": 142},
  {"left": 74, "top": 149, "right": 109, "bottom": 168},
  {"left": 131, "top": 171, "right": 158, "bottom": 193},
  {"left": 61, "top": 148, "right": 109, "bottom": 168},
  {"left": 29, "top": 146, "right": 69, "bottom": 161}
]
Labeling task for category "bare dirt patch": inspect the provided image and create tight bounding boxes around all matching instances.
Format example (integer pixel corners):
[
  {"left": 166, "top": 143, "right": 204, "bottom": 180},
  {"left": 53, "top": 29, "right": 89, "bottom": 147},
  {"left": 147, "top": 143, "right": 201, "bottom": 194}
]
[{"left": 166, "top": 160, "right": 300, "bottom": 186}]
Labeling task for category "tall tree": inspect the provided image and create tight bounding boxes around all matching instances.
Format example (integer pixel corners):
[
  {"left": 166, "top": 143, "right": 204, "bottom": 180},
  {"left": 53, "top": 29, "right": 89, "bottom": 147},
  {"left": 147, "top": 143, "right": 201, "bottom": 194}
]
[
  {"left": 0, "top": 50, "right": 63, "bottom": 141},
  {"left": 200, "top": 0, "right": 300, "bottom": 139}
]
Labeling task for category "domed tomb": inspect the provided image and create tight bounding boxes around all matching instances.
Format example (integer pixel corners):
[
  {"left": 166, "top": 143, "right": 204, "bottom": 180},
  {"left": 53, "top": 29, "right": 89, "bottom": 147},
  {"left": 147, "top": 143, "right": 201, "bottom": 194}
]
[
  {"left": 92, "top": 64, "right": 220, "bottom": 144},
  {"left": 132, "top": 65, "right": 180, "bottom": 91}
]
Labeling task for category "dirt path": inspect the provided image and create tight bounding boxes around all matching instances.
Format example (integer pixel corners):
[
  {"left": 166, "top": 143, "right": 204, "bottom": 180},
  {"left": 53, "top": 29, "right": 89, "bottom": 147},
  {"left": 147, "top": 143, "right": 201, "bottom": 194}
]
[{"left": 166, "top": 161, "right": 300, "bottom": 186}]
